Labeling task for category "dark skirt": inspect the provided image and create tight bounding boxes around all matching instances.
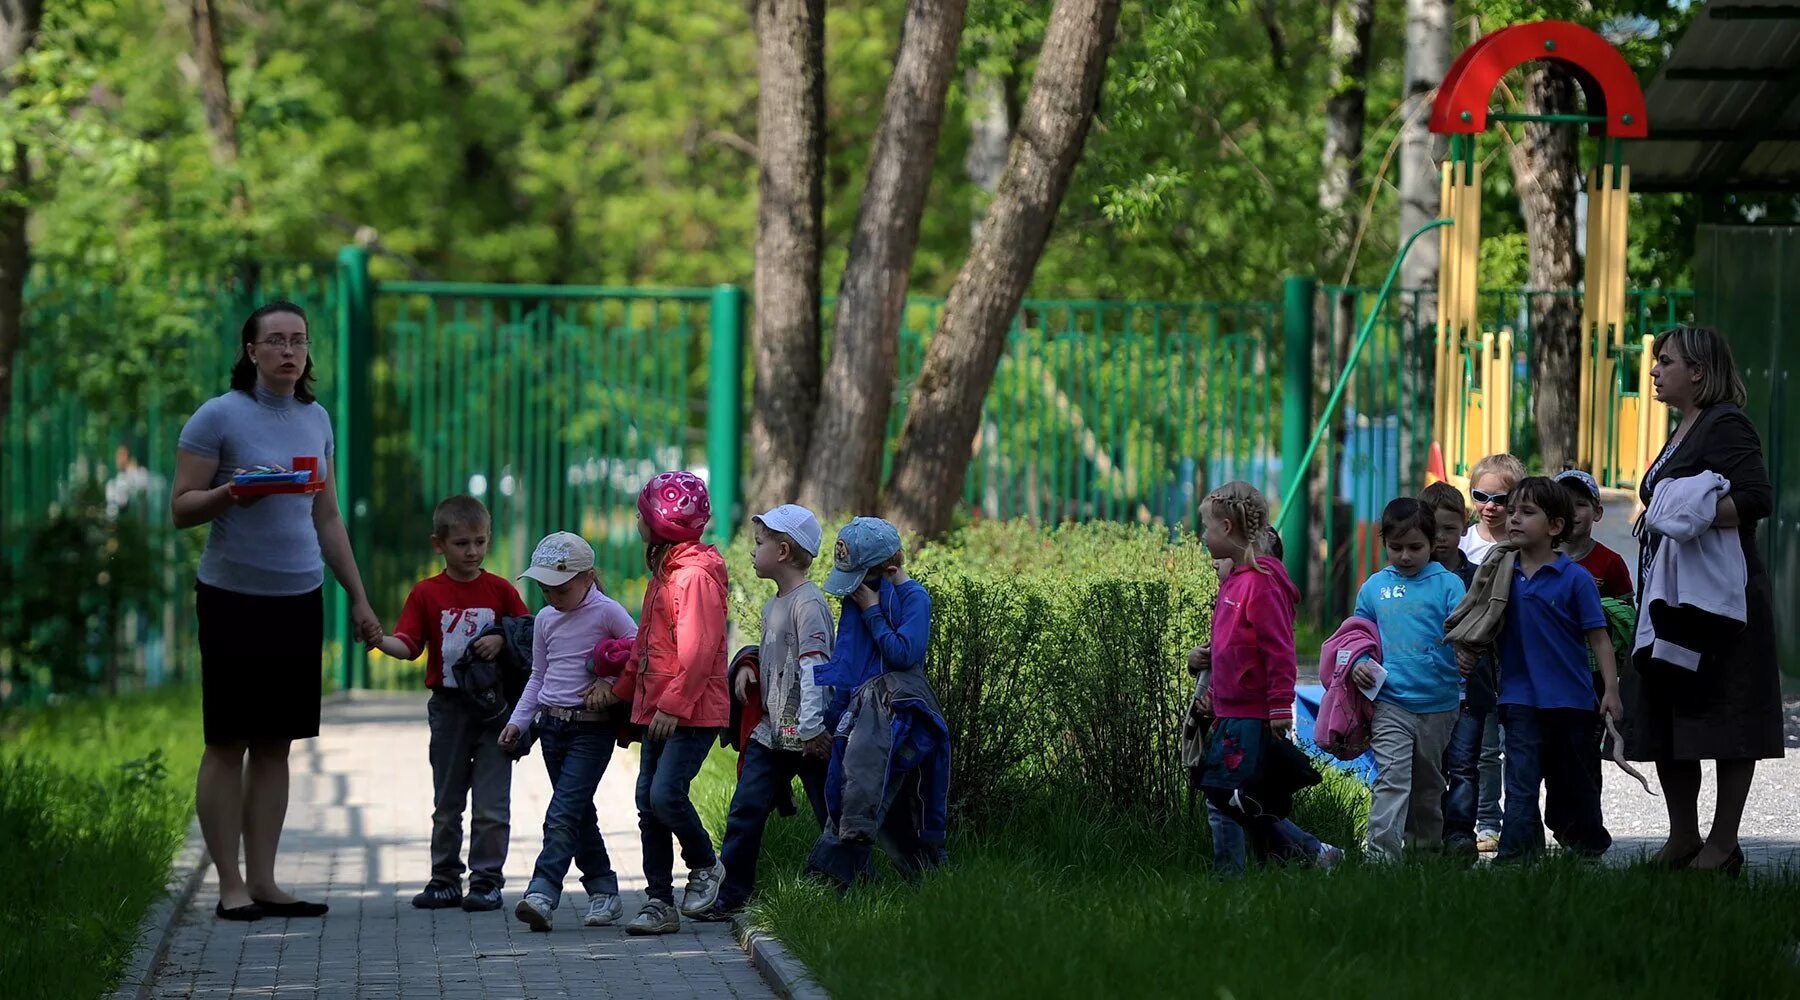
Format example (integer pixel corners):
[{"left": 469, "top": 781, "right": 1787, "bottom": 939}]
[
  {"left": 1626, "top": 570, "right": 1784, "bottom": 762},
  {"left": 196, "top": 582, "right": 324, "bottom": 745}
]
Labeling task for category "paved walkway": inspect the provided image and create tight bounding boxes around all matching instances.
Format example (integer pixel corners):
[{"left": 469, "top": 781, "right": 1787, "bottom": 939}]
[{"left": 148, "top": 695, "right": 773, "bottom": 999}]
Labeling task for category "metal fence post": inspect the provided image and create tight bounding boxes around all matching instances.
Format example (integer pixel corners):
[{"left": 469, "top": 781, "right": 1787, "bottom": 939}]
[
  {"left": 334, "top": 246, "right": 374, "bottom": 690},
  {"left": 706, "top": 284, "right": 745, "bottom": 545},
  {"left": 1281, "top": 274, "right": 1317, "bottom": 596}
]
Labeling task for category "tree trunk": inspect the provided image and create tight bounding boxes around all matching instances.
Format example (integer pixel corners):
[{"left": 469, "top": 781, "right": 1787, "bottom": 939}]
[
  {"left": 0, "top": 1, "right": 44, "bottom": 425},
  {"left": 882, "top": 0, "right": 1124, "bottom": 537},
  {"left": 1508, "top": 65, "right": 1583, "bottom": 468},
  {"left": 185, "top": 0, "right": 248, "bottom": 218},
  {"left": 797, "top": 0, "right": 969, "bottom": 518},
  {"left": 746, "top": 0, "right": 826, "bottom": 513},
  {"left": 1397, "top": 0, "right": 1450, "bottom": 480},
  {"left": 1318, "top": 0, "right": 1375, "bottom": 266}
]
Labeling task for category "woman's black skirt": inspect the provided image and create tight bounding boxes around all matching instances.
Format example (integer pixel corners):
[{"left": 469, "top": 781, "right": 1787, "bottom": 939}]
[{"left": 196, "top": 582, "right": 324, "bottom": 745}]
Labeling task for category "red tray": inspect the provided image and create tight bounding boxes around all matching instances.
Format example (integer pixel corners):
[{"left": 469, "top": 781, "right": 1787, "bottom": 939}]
[{"left": 230, "top": 479, "right": 328, "bottom": 498}]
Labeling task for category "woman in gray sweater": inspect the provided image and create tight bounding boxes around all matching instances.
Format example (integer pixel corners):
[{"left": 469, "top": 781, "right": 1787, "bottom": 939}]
[{"left": 172, "top": 301, "right": 383, "bottom": 920}]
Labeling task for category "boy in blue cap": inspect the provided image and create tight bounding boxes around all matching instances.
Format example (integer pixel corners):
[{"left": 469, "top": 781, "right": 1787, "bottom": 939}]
[{"left": 807, "top": 516, "right": 947, "bottom": 888}]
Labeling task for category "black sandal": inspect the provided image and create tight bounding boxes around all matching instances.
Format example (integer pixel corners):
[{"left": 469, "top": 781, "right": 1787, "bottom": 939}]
[
  {"left": 215, "top": 901, "right": 264, "bottom": 921},
  {"left": 250, "top": 897, "right": 329, "bottom": 917}
]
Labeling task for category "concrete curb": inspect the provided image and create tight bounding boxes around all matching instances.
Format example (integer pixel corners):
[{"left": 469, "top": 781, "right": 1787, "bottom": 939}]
[
  {"left": 108, "top": 816, "right": 209, "bottom": 1000},
  {"left": 732, "top": 914, "right": 831, "bottom": 1000}
]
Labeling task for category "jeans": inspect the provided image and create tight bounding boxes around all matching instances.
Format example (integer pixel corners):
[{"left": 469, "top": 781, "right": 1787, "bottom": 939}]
[
  {"left": 637, "top": 727, "right": 719, "bottom": 905},
  {"left": 526, "top": 714, "right": 619, "bottom": 905},
  {"left": 1366, "top": 702, "right": 1456, "bottom": 861},
  {"left": 717, "top": 740, "right": 827, "bottom": 911},
  {"left": 1442, "top": 705, "right": 1488, "bottom": 845},
  {"left": 1479, "top": 713, "right": 1505, "bottom": 832},
  {"left": 807, "top": 769, "right": 942, "bottom": 887},
  {"left": 426, "top": 691, "right": 512, "bottom": 888},
  {"left": 1207, "top": 800, "right": 1323, "bottom": 875},
  {"left": 1496, "top": 704, "right": 1611, "bottom": 860}
]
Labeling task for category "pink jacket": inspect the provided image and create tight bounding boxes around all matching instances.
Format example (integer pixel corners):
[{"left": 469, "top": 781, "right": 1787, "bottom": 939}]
[
  {"left": 1210, "top": 556, "right": 1301, "bottom": 722},
  {"left": 1315, "top": 615, "right": 1381, "bottom": 760},
  {"left": 613, "top": 541, "right": 730, "bottom": 728}
]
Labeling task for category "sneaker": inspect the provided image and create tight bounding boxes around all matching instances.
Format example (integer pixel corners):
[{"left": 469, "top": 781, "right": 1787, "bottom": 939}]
[
  {"left": 679, "top": 860, "right": 727, "bottom": 917},
  {"left": 411, "top": 881, "right": 462, "bottom": 909},
  {"left": 1444, "top": 836, "right": 1480, "bottom": 860},
  {"left": 1315, "top": 844, "right": 1345, "bottom": 870},
  {"left": 514, "top": 892, "right": 555, "bottom": 932},
  {"left": 583, "top": 892, "right": 623, "bottom": 927},
  {"left": 462, "top": 883, "right": 503, "bottom": 912},
  {"left": 1476, "top": 829, "right": 1502, "bottom": 854},
  {"left": 625, "top": 899, "right": 681, "bottom": 936}
]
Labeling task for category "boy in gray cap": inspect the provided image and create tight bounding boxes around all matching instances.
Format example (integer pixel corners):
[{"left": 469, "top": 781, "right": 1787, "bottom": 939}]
[{"left": 695, "top": 504, "right": 836, "bottom": 919}]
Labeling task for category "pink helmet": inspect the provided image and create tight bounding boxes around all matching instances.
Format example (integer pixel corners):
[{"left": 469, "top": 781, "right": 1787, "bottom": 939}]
[{"left": 637, "top": 471, "right": 711, "bottom": 543}]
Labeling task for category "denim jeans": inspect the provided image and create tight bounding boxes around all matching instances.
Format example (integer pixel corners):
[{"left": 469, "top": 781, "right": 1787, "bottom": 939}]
[
  {"left": 1443, "top": 705, "right": 1507, "bottom": 845},
  {"left": 527, "top": 714, "right": 619, "bottom": 905},
  {"left": 637, "top": 727, "right": 720, "bottom": 905},
  {"left": 426, "top": 691, "right": 512, "bottom": 888},
  {"left": 1207, "top": 800, "right": 1323, "bottom": 875},
  {"left": 1479, "top": 713, "right": 1505, "bottom": 832},
  {"left": 1496, "top": 704, "right": 1611, "bottom": 860},
  {"left": 717, "top": 740, "right": 827, "bottom": 911},
  {"left": 807, "top": 769, "right": 942, "bottom": 888}
]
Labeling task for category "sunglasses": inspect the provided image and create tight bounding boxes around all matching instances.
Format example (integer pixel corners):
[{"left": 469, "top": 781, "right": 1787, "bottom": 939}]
[{"left": 1471, "top": 489, "right": 1509, "bottom": 506}]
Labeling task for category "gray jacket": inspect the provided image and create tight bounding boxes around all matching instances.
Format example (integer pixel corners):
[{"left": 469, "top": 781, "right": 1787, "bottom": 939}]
[
  {"left": 831, "top": 669, "right": 951, "bottom": 847},
  {"left": 1635, "top": 471, "right": 1747, "bottom": 670}
]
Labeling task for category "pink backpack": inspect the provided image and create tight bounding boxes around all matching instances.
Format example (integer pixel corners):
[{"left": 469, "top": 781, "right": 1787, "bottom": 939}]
[{"left": 1313, "top": 616, "right": 1381, "bottom": 761}]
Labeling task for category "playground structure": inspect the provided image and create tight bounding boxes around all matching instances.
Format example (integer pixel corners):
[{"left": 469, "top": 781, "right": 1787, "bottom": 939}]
[{"left": 1427, "top": 20, "right": 1668, "bottom": 491}]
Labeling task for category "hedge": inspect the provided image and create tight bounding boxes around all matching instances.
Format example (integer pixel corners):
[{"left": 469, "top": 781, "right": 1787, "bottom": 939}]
[{"left": 722, "top": 519, "right": 1221, "bottom": 825}]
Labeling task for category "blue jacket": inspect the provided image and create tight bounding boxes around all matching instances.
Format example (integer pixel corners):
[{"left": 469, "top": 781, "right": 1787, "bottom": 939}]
[
  {"left": 815, "top": 578, "right": 932, "bottom": 728},
  {"left": 1353, "top": 562, "right": 1466, "bottom": 714},
  {"left": 823, "top": 668, "right": 952, "bottom": 851}
]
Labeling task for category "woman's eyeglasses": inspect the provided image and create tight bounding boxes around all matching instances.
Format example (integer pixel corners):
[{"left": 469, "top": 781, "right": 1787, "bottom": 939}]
[
  {"left": 257, "top": 336, "right": 310, "bottom": 350},
  {"left": 1471, "top": 489, "right": 1508, "bottom": 506}
]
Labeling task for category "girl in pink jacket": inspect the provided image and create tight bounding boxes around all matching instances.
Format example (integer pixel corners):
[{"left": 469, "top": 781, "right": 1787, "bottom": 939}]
[
  {"left": 1196, "top": 481, "right": 1329, "bottom": 869},
  {"left": 609, "top": 471, "right": 730, "bottom": 934}
]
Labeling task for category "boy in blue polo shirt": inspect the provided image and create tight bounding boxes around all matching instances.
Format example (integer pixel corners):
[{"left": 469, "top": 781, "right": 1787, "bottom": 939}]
[{"left": 1492, "top": 476, "right": 1622, "bottom": 861}]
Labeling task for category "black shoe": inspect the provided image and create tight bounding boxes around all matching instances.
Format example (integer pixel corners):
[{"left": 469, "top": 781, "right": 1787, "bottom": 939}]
[
  {"left": 251, "top": 897, "right": 330, "bottom": 918},
  {"left": 215, "top": 901, "right": 264, "bottom": 922},
  {"left": 687, "top": 901, "right": 740, "bottom": 923},
  {"left": 412, "top": 881, "right": 463, "bottom": 909},
  {"left": 462, "top": 883, "right": 503, "bottom": 912}
]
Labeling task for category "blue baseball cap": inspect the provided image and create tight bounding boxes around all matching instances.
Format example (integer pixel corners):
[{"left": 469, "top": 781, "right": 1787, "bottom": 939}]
[
  {"left": 823, "top": 517, "right": 903, "bottom": 596},
  {"left": 1554, "top": 469, "right": 1603, "bottom": 505}
]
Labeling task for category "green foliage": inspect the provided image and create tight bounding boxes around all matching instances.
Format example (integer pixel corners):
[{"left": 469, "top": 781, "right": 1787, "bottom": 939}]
[
  {"left": 0, "top": 687, "right": 202, "bottom": 1000},
  {"left": 0, "top": 479, "right": 166, "bottom": 700},
  {"left": 10, "top": 0, "right": 1699, "bottom": 312}
]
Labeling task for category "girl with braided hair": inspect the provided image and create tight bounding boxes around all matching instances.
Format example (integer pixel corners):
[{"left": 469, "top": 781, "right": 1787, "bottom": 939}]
[{"left": 1195, "top": 482, "right": 1331, "bottom": 868}]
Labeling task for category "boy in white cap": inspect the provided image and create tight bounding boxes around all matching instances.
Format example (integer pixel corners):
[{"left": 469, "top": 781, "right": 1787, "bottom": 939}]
[
  {"left": 499, "top": 531, "right": 639, "bottom": 932},
  {"left": 694, "top": 504, "right": 836, "bottom": 919}
]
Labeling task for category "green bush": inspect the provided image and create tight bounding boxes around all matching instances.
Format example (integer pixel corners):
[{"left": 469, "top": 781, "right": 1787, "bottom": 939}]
[
  {"left": 0, "top": 687, "right": 202, "bottom": 999},
  {"left": 723, "top": 519, "right": 1221, "bottom": 825}
]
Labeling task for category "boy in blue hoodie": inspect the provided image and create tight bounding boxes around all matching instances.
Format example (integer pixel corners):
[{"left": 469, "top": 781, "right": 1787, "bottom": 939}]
[
  {"left": 1354, "top": 498, "right": 1468, "bottom": 861},
  {"left": 806, "top": 516, "right": 942, "bottom": 888}
]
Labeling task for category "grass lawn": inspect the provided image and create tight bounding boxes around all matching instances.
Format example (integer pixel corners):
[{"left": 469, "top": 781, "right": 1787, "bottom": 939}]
[
  {"left": 692, "top": 746, "right": 1800, "bottom": 999},
  {"left": 1, "top": 686, "right": 204, "bottom": 1000}
]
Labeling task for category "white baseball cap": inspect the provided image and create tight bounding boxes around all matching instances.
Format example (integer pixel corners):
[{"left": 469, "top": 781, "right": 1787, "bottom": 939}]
[
  {"left": 752, "top": 504, "right": 823, "bottom": 557},
  {"left": 519, "top": 531, "right": 595, "bottom": 586}
]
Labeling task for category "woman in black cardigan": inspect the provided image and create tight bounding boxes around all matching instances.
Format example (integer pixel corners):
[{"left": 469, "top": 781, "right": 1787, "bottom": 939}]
[{"left": 1628, "top": 325, "right": 1782, "bottom": 875}]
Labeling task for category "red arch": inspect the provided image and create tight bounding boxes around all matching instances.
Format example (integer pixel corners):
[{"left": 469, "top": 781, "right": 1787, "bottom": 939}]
[{"left": 1429, "top": 21, "right": 1647, "bottom": 139}]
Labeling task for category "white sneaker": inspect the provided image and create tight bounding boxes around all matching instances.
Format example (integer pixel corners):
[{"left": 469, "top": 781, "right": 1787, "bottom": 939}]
[
  {"left": 625, "top": 899, "right": 681, "bottom": 936},
  {"left": 679, "top": 860, "right": 726, "bottom": 917},
  {"left": 1316, "top": 844, "right": 1346, "bottom": 870},
  {"left": 583, "top": 892, "right": 623, "bottom": 927},
  {"left": 514, "top": 892, "right": 554, "bottom": 932}
]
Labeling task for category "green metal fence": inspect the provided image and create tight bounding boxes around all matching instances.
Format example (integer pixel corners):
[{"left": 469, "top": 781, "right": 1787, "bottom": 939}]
[
  {"left": 889, "top": 297, "right": 1284, "bottom": 529},
  {"left": 0, "top": 253, "right": 1695, "bottom": 702}
]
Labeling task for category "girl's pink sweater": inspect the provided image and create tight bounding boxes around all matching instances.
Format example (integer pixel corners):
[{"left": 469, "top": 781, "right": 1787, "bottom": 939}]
[{"left": 1209, "top": 555, "right": 1301, "bottom": 722}]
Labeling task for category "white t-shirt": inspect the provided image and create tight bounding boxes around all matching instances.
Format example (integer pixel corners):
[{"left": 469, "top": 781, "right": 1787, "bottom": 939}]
[{"left": 1460, "top": 523, "right": 1503, "bottom": 566}]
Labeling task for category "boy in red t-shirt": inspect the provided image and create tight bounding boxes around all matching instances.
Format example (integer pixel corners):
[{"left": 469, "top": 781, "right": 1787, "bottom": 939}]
[
  {"left": 372, "top": 495, "right": 529, "bottom": 913},
  {"left": 1554, "top": 469, "right": 1634, "bottom": 599}
]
